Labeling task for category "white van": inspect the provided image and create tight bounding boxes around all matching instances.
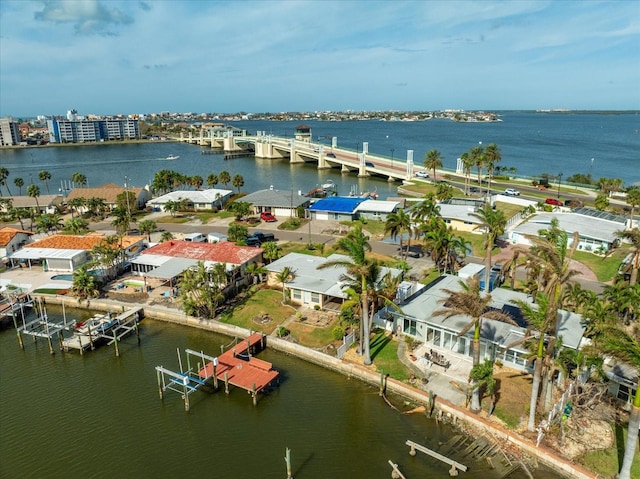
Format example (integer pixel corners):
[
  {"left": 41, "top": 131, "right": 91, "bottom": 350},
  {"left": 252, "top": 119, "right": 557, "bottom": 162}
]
[
  {"left": 207, "top": 233, "right": 227, "bottom": 244},
  {"left": 183, "top": 232, "right": 206, "bottom": 242}
]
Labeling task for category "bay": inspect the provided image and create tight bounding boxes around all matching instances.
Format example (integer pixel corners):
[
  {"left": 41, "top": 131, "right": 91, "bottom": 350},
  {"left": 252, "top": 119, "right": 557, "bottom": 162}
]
[
  {"left": 0, "top": 112, "right": 638, "bottom": 199},
  {"left": 0, "top": 306, "right": 559, "bottom": 478}
]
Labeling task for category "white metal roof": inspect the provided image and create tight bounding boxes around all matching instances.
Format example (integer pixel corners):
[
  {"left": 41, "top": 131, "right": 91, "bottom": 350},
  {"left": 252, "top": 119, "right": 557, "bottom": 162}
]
[
  {"left": 355, "top": 200, "right": 400, "bottom": 213},
  {"left": 8, "top": 248, "right": 85, "bottom": 260}
]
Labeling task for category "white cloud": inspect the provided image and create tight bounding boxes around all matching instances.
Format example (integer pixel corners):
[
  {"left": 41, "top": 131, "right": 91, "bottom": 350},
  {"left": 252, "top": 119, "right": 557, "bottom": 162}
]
[{"left": 34, "top": 0, "right": 134, "bottom": 35}]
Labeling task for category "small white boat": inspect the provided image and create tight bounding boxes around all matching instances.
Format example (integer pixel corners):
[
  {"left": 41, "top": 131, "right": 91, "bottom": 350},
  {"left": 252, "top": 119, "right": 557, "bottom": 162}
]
[
  {"left": 74, "top": 314, "right": 119, "bottom": 336},
  {"left": 321, "top": 179, "right": 335, "bottom": 191},
  {"left": 166, "top": 154, "right": 180, "bottom": 160}
]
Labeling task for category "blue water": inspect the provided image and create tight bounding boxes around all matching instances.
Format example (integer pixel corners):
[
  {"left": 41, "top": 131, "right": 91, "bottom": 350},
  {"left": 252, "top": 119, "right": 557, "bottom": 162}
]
[
  {"left": 1, "top": 112, "right": 638, "bottom": 199},
  {"left": 50, "top": 274, "right": 73, "bottom": 281}
]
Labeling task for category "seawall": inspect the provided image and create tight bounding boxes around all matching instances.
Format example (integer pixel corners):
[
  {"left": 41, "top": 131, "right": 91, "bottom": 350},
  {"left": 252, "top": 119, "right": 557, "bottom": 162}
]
[{"left": 37, "top": 295, "right": 597, "bottom": 479}]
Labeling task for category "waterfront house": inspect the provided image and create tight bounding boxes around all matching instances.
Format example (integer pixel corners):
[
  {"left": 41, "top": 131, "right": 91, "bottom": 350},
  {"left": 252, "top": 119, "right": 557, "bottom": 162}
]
[
  {"left": 239, "top": 188, "right": 311, "bottom": 218},
  {"left": 65, "top": 183, "right": 151, "bottom": 212},
  {"left": 0, "top": 227, "right": 34, "bottom": 264},
  {"left": 265, "top": 252, "right": 401, "bottom": 310},
  {"left": 308, "top": 197, "right": 367, "bottom": 221},
  {"left": 7, "top": 233, "right": 145, "bottom": 272},
  {"left": 0, "top": 195, "right": 63, "bottom": 215},
  {"left": 130, "top": 240, "right": 263, "bottom": 290},
  {"left": 508, "top": 207, "right": 625, "bottom": 252},
  {"left": 355, "top": 199, "right": 401, "bottom": 222},
  {"left": 146, "top": 188, "right": 232, "bottom": 212},
  {"left": 374, "top": 274, "right": 586, "bottom": 373}
]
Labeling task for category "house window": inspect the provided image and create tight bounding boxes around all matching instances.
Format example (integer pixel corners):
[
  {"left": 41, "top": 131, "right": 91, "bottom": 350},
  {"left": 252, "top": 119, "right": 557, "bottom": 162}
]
[
  {"left": 403, "top": 318, "right": 417, "bottom": 336},
  {"left": 426, "top": 327, "right": 441, "bottom": 346},
  {"left": 617, "top": 384, "right": 631, "bottom": 402},
  {"left": 310, "top": 292, "right": 320, "bottom": 303},
  {"left": 292, "top": 289, "right": 302, "bottom": 300}
]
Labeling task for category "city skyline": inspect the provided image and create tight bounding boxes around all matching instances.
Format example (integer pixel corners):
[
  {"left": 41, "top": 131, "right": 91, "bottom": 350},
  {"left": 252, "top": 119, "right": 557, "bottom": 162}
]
[{"left": 1, "top": 0, "right": 639, "bottom": 117}]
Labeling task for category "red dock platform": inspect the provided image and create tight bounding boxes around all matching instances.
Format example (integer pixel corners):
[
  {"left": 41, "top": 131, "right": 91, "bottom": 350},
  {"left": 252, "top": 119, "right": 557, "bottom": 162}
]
[{"left": 199, "top": 333, "right": 279, "bottom": 401}]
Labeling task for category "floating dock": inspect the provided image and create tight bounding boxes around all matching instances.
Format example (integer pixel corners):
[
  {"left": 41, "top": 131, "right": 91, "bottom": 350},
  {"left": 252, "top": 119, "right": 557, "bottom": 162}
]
[{"left": 156, "top": 332, "right": 280, "bottom": 411}]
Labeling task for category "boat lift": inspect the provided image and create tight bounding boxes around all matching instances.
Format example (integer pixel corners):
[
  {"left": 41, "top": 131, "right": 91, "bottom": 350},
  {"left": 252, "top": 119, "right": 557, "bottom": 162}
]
[{"left": 156, "top": 348, "right": 219, "bottom": 412}]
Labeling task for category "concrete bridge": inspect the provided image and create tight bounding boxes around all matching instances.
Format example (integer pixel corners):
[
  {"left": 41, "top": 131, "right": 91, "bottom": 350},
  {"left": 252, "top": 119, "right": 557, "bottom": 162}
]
[{"left": 179, "top": 127, "right": 423, "bottom": 183}]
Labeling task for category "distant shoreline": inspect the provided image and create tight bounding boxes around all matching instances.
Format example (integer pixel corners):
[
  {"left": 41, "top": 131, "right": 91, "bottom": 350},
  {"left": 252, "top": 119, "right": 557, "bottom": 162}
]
[{"left": 0, "top": 138, "right": 177, "bottom": 151}]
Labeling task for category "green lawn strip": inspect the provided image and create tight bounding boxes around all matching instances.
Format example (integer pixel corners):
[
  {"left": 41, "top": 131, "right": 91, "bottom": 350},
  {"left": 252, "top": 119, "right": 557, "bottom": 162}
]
[
  {"left": 494, "top": 201, "right": 524, "bottom": 221},
  {"left": 370, "top": 330, "right": 411, "bottom": 381},
  {"left": 220, "top": 288, "right": 293, "bottom": 335},
  {"left": 278, "top": 241, "right": 327, "bottom": 257},
  {"left": 32, "top": 288, "right": 68, "bottom": 295},
  {"left": 153, "top": 215, "right": 191, "bottom": 224},
  {"left": 579, "top": 423, "right": 640, "bottom": 478},
  {"left": 573, "top": 248, "right": 628, "bottom": 282},
  {"left": 456, "top": 231, "right": 489, "bottom": 257},
  {"left": 287, "top": 318, "right": 339, "bottom": 348}
]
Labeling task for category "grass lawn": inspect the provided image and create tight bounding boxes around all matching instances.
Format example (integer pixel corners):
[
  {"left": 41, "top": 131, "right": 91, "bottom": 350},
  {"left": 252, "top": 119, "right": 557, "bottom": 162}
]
[
  {"left": 494, "top": 201, "right": 524, "bottom": 221},
  {"left": 573, "top": 248, "right": 629, "bottom": 282},
  {"left": 492, "top": 370, "right": 530, "bottom": 429},
  {"left": 579, "top": 424, "right": 640, "bottom": 479},
  {"left": 457, "top": 231, "right": 490, "bottom": 257},
  {"left": 287, "top": 316, "right": 341, "bottom": 348},
  {"left": 152, "top": 214, "right": 191, "bottom": 224},
  {"left": 278, "top": 241, "right": 327, "bottom": 257},
  {"left": 369, "top": 330, "right": 411, "bottom": 381},
  {"left": 220, "top": 288, "right": 293, "bottom": 335}
]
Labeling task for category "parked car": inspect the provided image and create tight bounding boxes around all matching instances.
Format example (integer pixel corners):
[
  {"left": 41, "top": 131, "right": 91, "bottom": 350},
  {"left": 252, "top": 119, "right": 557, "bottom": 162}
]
[
  {"left": 415, "top": 171, "right": 430, "bottom": 178},
  {"left": 545, "top": 198, "right": 563, "bottom": 206},
  {"left": 246, "top": 231, "right": 276, "bottom": 247},
  {"left": 260, "top": 211, "right": 277, "bottom": 222},
  {"left": 326, "top": 152, "right": 336, "bottom": 158},
  {"left": 504, "top": 188, "right": 520, "bottom": 196}
]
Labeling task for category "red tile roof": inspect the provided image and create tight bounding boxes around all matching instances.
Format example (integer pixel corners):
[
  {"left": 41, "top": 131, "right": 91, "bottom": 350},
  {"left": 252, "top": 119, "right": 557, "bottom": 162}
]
[
  {"left": 25, "top": 233, "right": 145, "bottom": 250},
  {"left": 0, "top": 227, "right": 33, "bottom": 247},
  {"left": 143, "top": 240, "right": 262, "bottom": 265}
]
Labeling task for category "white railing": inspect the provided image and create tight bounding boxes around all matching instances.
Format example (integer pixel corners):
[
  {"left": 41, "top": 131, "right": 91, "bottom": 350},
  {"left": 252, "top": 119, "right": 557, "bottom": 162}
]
[{"left": 337, "top": 331, "right": 357, "bottom": 359}]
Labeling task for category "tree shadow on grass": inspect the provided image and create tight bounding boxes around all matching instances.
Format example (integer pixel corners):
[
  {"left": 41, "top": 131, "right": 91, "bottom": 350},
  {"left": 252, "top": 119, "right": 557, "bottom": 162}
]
[{"left": 369, "top": 331, "right": 391, "bottom": 362}]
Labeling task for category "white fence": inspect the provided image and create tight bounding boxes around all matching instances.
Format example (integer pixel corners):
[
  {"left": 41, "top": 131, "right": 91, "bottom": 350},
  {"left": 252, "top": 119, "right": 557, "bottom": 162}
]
[{"left": 337, "top": 331, "right": 357, "bottom": 359}]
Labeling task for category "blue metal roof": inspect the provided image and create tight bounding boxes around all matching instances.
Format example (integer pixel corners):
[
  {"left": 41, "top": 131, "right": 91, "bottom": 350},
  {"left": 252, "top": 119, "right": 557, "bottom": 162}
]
[{"left": 309, "top": 196, "right": 367, "bottom": 213}]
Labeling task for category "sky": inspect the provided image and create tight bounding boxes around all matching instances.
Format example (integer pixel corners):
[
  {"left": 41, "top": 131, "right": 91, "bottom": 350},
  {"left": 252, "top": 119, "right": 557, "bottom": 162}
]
[{"left": 1, "top": 0, "right": 639, "bottom": 117}]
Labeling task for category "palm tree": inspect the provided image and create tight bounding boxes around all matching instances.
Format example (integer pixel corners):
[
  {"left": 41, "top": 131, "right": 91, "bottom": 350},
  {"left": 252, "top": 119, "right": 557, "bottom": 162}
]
[
  {"left": 179, "top": 261, "right": 225, "bottom": 317},
  {"left": 231, "top": 174, "right": 244, "bottom": 193},
  {"left": 71, "top": 172, "right": 87, "bottom": 188},
  {"left": 469, "top": 359, "right": 497, "bottom": 415},
  {"left": 71, "top": 266, "right": 100, "bottom": 302},
  {"left": 206, "top": 173, "right": 219, "bottom": 188},
  {"left": 160, "top": 231, "right": 174, "bottom": 242},
  {"left": 434, "top": 276, "right": 515, "bottom": 412},
  {"left": 138, "top": 219, "right": 157, "bottom": 241},
  {"left": 219, "top": 170, "right": 231, "bottom": 189},
  {"left": 514, "top": 293, "right": 557, "bottom": 431},
  {"left": 39, "top": 170, "right": 52, "bottom": 194},
  {"left": 26, "top": 184, "right": 41, "bottom": 212},
  {"left": 625, "top": 186, "right": 640, "bottom": 228},
  {"left": 317, "top": 225, "right": 375, "bottom": 364},
  {"left": 0, "top": 167, "right": 11, "bottom": 196},
  {"left": 13, "top": 177, "right": 24, "bottom": 195},
  {"left": 470, "top": 144, "right": 484, "bottom": 189},
  {"left": 460, "top": 152, "right": 474, "bottom": 195},
  {"left": 262, "top": 241, "right": 282, "bottom": 263},
  {"left": 591, "top": 325, "right": 640, "bottom": 479},
  {"left": 245, "top": 263, "right": 267, "bottom": 285},
  {"left": 384, "top": 209, "right": 412, "bottom": 260},
  {"left": 470, "top": 204, "right": 507, "bottom": 292},
  {"left": 275, "top": 266, "right": 296, "bottom": 301},
  {"left": 67, "top": 197, "right": 86, "bottom": 219},
  {"left": 64, "top": 217, "right": 89, "bottom": 234},
  {"left": 616, "top": 228, "right": 640, "bottom": 285},
  {"left": 483, "top": 143, "right": 501, "bottom": 197},
  {"left": 423, "top": 149, "right": 443, "bottom": 181}
]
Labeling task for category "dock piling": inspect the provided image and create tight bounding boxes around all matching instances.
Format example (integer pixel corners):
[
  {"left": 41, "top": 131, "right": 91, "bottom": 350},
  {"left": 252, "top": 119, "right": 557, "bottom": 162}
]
[
  {"left": 113, "top": 330, "right": 119, "bottom": 357},
  {"left": 285, "top": 447, "right": 293, "bottom": 479},
  {"left": 157, "top": 369, "right": 164, "bottom": 399},
  {"left": 224, "top": 372, "right": 229, "bottom": 394}
]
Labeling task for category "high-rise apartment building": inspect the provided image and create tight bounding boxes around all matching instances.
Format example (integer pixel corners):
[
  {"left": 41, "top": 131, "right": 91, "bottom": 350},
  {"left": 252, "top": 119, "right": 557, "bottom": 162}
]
[
  {"left": 0, "top": 117, "right": 21, "bottom": 146},
  {"left": 47, "top": 117, "right": 139, "bottom": 143}
]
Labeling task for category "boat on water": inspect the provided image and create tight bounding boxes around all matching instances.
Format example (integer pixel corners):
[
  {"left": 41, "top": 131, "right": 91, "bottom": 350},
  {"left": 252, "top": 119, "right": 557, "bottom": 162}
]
[
  {"left": 166, "top": 154, "right": 180, "bottom": 160},
  {"left": 74, "top": 313, "right": 119, "bottom": 336},
  {"left": 321, "top": 179, "right": 335, "bottom": 191}
]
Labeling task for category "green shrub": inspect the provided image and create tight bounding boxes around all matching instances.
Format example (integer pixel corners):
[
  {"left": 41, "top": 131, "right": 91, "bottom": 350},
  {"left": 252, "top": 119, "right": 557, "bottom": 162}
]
[
  {"left": 332, "top": 326, "right": 346, "bottom": 340},
  {"left": 276, "top": 326, "right": 290, "bottom": 337}
]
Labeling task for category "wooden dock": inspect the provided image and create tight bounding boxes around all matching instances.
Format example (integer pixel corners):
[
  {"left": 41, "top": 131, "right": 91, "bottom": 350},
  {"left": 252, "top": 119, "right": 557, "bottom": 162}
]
[
  {"left": 15, "top": 303, "right": 142, "bottom": 356},
  {"left": 156, "top": 332, "right": 280, "bottom": 411}
]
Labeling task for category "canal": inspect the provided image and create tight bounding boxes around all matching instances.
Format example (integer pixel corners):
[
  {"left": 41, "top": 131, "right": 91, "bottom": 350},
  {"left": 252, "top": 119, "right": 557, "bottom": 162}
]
[{"left": 0, "top": 306, "right": 562, "bottom": 478}]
